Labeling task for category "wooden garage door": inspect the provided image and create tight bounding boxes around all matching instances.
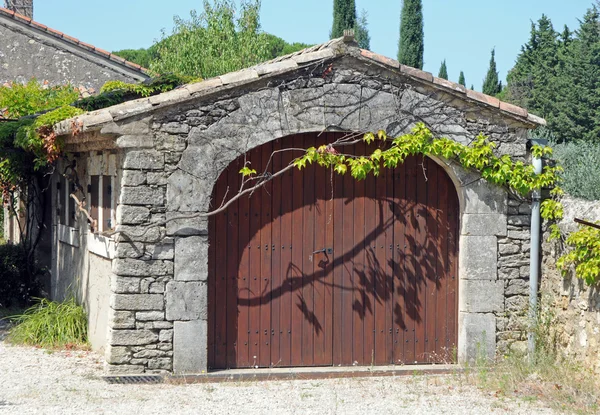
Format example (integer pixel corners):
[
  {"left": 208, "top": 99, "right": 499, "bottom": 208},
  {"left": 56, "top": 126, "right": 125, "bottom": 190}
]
[{"left": 208, "top": 132, "right": 459, "bottom": 370}]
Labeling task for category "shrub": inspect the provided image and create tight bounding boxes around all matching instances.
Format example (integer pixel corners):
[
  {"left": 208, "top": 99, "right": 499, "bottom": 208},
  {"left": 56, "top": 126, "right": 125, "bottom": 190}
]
[
  {"left": 0, "top": 244, "right": 41, "bottom": 308},
  {"left": 8, "top": 298, "right": 88, "bottom": 349},
  {"left": 551, "top": 140, "right": 600, "bottom": 201}
]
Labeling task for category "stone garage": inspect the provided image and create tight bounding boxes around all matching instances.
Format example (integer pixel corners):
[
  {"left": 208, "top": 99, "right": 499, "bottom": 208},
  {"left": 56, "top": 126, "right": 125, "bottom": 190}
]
[{"left": 50, "top": 35, "right": 543, "bottom": 374}]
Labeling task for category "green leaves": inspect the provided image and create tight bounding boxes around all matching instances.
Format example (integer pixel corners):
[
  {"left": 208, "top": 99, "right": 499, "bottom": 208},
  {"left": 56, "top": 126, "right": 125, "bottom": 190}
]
[
  {"left": 558, "top": 224, "right": 600, "bottom": 285},
  {"left": 239, "top": 166, "right": 257, "bottom": 177}
]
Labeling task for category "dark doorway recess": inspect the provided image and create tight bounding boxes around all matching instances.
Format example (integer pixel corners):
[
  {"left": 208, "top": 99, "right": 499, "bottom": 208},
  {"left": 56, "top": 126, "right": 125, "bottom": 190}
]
[{"left": 208, "top": 132, "right": 459, "bottom": 369}]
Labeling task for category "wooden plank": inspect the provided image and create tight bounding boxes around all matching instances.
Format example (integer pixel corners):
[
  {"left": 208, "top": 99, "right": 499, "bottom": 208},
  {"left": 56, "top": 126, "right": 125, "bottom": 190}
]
[
  {"left": 384, "top": 164, "right": 395, "bottom": 364},
  {"left": 89, "top": 175, "right": 99, "bottom": 228},
  {"left": 226, "top": 159, "right": 240, "bottom": 368},
  {"left": 352, "top": 141, "right": 366, "bottom": 364},
  {"left": 270, "top": 139, "right": 282, "bottom": 367},
  {"left": 312, "top": 133, "right": 328, "bottom": 366},
  {"left": 341, "top": 147, "right": 355, "bottom": 366},
  {"left": 101, "top": 175, "right": 111, "bottom": 230},
  {"left": 332, "top": 136, "right": 345, "bottom": 365},
  {"left": 290, "top": 135, "right": 305, "bottom": 367},
  {"left": 436, "top": 164, "right": 449, "bottom": 360},
  {"left": 301, "top": 134, "right": 316, "bottom": 366},
  {"left": 414, "top": 156, "right": 428, "bottom": 362},
  {"left": 259, "top": 142, "right": 273, "bottom": 367},
  {"left": 323, "top": 132, "right": 335, "bottom": 366},
  {"left": 424, "top": 159, "right": 438, "bottom": 362},
  {"left": 393, "top": 161, "right": 407, "bottom": 364},
  {"left": 363, "top": 158, "right": 376, "bottom": 366},
  {"left": 237, "top": 157, "right": 251, "bottom": 368},
  {"left": 214, "top": 167, "right": 228, "bottom": 369},
  {"left": 374, "top": 161, "right": 389, "bottom": 365},
  {"left": 403, "top": 156, "right": 417, "bottom": 363},
  {"left": 279, "top": 140, "right": 294, "bottom": 367},
  {"left": 248, "top": 147, "right": 262, "bottom": 367}
]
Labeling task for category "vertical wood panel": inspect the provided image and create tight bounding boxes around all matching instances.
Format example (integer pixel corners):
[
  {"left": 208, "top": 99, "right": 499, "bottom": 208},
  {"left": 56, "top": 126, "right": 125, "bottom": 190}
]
[
  {"left": 332, "top": 140, "right": 345, "bottom": 365},
  {"left": 270, "top": 139, "right": 282, "bottom": 367},
  {"left": 352, "top": 141, "right": 366, "bottom": 364},
  {"left": 374, "top": 166, "right": 388, "bottom": 364},
  {"left": 237, "top": 161, "right": 251, "bottom": 367},
  {"left": 226, "top": 160, "right": 240, "bottom": 368},
  {"left": 393, "top": 161, "right": 407, "bottom": 363},
  {"left": 290, "top": 135, "right": 304, "bottom": 366},
  {"left": 424, "top": 159, "right": 438, "bottom": 362},
  {"left": 403, "top": 156, "right": 417, "bottom": 363},
  {"left": 363, "top": 164, "right": 376, "bottom": 365},
  {"left": 101, "top": 175, "right": 111, "bottom": 230},
  {"left": 436, "top": 165, "right": 449, "bottom": 359},
  {"left": 414, "top": 157, "right": 428, "bottom": 362},
  {"left": 341, "top": 151, "right": 355, "bottom": 365},
  {"left": 259, "top": 142, "right": 273, "bottom": 367},
  {"left": 248, "top": 147, "right": 262, "bottom": 367}
]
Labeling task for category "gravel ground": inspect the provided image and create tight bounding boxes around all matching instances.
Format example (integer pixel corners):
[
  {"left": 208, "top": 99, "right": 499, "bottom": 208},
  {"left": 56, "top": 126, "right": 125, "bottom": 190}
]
[{"left": 0, "top": 326, "right": 557, "bottom": 415}]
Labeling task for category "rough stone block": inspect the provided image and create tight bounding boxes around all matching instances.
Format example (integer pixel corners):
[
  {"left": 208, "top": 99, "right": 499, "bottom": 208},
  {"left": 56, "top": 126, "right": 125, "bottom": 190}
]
[
  {"left": 111, "top": 276, "right": 141, "bottom": 294},
  {"left": 498, "top": 267, "right": 520, "bottom": 280},
  {"left": 136, "top": 311, "right": 165, "bottom": 321},
  {"left": 167, "top": 169, "right": 212, "bottom": 212},
  {"left": 460, "top": 280, "right": 504, "bottom": 313},
  {"left": 123, "top": 150, "right": 165, "bottom": 170},
  {"left": 117, "top": 205, "right": 150, "bottom": 225},
  {"left": 115, "top": 242, "right": 145, "bottom": 259},
  {"left": 461, "top": 214, "right": 507, "bottom": 237},
  {"left": 119, "top": 186, "right": 165, "bottom": 206},
  {"left": 508, "top": 230, "right": 531, "bottom": 240},
  {"left": 506, "top": 295, "right": 528, "bottom": 313},
  {"left": 161, "top": 123, "right": 190, "bottom": 135},
  {"left": 122, "top": 170, "right": 146, "bottom": 186},
  {"left": 147, "top": 172, "right": 169, "bottom": 186},
  {"left": 109, "top": 309, "right": 136, "bottom": 329},
  {"left": 115, "top": 226, "right": 164, "bottom": 243},
  {"left": 498, "top": 254, "right": 530, "bottom": 268},
  {"left": 105, "top": 346, "right": 132, "bottom": 364},
  {"left": 111, "top": 294, "right": 164, "bottom": 311},
  {"left": 165, "top": 281, "right": 207, "bottom": 321},
  {"left": 459, "top": 236, "right": 497, "bottom": 280},
  {"left": 508, "top": 215, "right": 531, "bottom": 226},
  {"left": 458, "top": 312, "right": 496, "bottom": 362},
  {"left": 463, "top": 179, "right": 508, "bottom": 215},
  {"left": 113, "top": 258, "right": 173, "bottom": 277},
  {"left": 148, "top": 358, "right": 172, "bottom": 370},
  {"left": 109, "top": 329, "right": 159, "bottom": 346},
  {"left": 173, "top": 320, "right": 207, "bottom": 374},
  {"left": 175, "top": 236, "right": 208, "bottom": 281},
  {"left": 165, "top": 213, "right": 208, "bottom": 236},
  {"left": 155, "top": 132, "right": 187, "bottom": 151},
  {"left": 323, "top": 83, "right": 361, "bottom": 131},
  {"left": 498, "top": 243, "right": 520, "bottom": 256},
  {"left": 506, "top": 279, "right": 529, "bottom": 297},
  {"left": 105, "top": 364, "right": 145, "bottom": 374},
  {"left": 116, "top": 135, "right": 153, "bottom": 148},
  {"left": 159, "top": 329, "right": 174, "bottom": 342}
]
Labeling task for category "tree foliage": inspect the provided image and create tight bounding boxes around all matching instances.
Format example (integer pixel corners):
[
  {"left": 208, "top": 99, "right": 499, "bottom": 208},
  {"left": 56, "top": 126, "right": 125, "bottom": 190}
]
[
  {"left": 354, "top": 9, "right": 371, "bottom": 50},
  {"left": 458, "top": 71, "right": 466, "bottom": 87},
  {"left": 149, "top": 0, "right": 272, "bottom": 78},
  {"left": 111, "top": 47, "right": 158, "bottom": 69},
  {"left": 505, "top": 6, "right": 600, "bottom": 143},
  {"left": 438, "top": 60, "right": 448, "bottom": 80},
  {"left": 482, "top": 48, "right": 502, "bottom": 96},
  {"left": 331, "top": 0, "right": 356, "bottom": 39},
  {"left": 397, "top": 0, "right": 424, "bottom": 69}
]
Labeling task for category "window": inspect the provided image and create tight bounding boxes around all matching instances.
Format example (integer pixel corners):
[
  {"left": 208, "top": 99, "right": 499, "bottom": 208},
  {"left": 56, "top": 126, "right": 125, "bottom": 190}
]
[{"left": 89, "top": 175, "right": 114, "bottom": 232}]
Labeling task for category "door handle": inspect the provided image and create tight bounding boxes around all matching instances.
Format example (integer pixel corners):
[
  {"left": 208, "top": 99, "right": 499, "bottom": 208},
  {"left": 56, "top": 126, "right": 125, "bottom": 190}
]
[{"left": 312, "top": 248, "right": 333, "bottom": 255}]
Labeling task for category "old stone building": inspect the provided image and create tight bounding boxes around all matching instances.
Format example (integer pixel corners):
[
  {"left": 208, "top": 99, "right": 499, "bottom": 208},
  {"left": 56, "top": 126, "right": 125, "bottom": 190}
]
[
  {"left": 0, "top": 2, "right": 149, "bottom": 92},
  {"left": 49, "top": 35, "right": 543, "bottom": 374}
]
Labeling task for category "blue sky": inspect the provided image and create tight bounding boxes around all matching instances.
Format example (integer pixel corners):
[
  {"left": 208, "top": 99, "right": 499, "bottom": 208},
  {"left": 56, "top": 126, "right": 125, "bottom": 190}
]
[{"left": 34, "top": 1, "right": 594, "bottom": 89}]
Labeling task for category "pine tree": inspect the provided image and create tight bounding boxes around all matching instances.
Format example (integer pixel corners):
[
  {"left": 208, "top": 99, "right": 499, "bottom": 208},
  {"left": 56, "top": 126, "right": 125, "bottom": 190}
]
[
  {"left": 482, "top": 48, "right": 502, "bottom": 96},
  {"left": 458, "top": 71, "right": 466, "bottom": 86},
  {"left": 438, "top": 60, "right": 448, "bottom": 80},
  {"left": 470, "top": 84, "right": 474, "bottom": 90},
  {"left": 354, "top": 9, "right": 371, "bottom": 50},
  {"left": 331, "top": 0, "right": 357, "bottom": 39},
  {"left": 397, "top": 0, "right": 424, "bottom": 69}
]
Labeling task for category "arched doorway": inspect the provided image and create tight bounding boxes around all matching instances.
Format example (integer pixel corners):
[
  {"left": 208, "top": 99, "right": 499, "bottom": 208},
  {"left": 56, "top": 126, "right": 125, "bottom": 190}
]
[{"left": 207, "top": 132, "right": 459, "bottom": 369}]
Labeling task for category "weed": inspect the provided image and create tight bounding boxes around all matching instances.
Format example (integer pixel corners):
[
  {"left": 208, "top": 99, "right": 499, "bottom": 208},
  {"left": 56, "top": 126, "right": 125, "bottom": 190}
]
[{"left": 7, "top": 297, "right": 88, "bottom": 349}]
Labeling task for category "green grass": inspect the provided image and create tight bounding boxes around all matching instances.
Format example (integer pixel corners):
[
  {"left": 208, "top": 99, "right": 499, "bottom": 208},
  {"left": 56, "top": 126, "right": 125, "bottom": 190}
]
[{"left": 7, "top": 297, "right": 88, "bottom": 349}]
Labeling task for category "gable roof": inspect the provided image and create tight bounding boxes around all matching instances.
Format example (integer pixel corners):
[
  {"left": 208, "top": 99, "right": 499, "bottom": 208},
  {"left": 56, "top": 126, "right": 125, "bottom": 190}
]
[
  {"left": 0, "top": 7, "right": 150, "bottom": 80},
  {"left": 54, "top": 35, "right": 545, "bottom": 137}
]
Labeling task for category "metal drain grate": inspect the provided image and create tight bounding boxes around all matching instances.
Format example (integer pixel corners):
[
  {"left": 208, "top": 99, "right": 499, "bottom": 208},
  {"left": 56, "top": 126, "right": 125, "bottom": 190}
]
[{"left": 103, "top": 375, "right": 164, "bottom": 384}]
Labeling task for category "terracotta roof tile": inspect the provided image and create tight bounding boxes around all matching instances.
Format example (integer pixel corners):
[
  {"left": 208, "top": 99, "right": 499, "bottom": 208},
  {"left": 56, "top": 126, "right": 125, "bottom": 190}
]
[
  {"left": 433, "top": 76, "right": 467, "bottom": 94},
  {"left": 400, "top": 65, "right": 433, "bottom": 83},
  {"left": 466, "top": 89, "right": 500, "bottom": 109},
  {"left": 0, "top": 7, "right": 150, "bottom": 77},
  {"left": 500, "top": 101, "right": 528, "bottom": 118},
  {"left": 360, "top": 49, "right": 400, "bottom": 69}
]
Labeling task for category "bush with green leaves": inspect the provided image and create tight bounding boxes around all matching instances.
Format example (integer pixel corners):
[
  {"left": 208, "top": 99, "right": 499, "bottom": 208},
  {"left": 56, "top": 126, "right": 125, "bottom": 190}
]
[
  {"left": 8, "top": 297, "right": 88, "bottom": 348},
  {"left": 0, "top": 244, "right": 42, "bottom": 308},
  {"left": 551, "top": 140, "right": 600, "bottom": 201}
]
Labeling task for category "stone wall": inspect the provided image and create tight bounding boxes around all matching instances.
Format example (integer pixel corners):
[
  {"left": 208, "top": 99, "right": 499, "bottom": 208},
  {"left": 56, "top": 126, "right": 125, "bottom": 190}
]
[
  {"left": 0, "top": 19, "right": 145, "bottom": 90},
  {"left": 541, "top": 196, "right": 600, "bottom": 372},
  {"left": 88, "top": 58, "right": 536, "bottom": 373}
]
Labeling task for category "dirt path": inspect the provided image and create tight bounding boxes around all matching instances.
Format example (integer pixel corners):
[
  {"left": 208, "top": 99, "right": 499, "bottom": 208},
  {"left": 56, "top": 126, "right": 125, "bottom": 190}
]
[{"left": 0, "top": 339, "right": 557, "bottom": 415}]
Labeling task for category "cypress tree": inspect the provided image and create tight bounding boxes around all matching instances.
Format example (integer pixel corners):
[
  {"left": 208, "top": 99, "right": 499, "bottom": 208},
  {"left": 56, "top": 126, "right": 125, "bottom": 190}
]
[
  {"left": 397, "top": 0, "right": 424, "bottom": 69},
  {"left": 438, "top": 60, "right": 448, "bottom": 80},
  {"left": 458, "top": 71, "right": 466, "bottom": 86},
  {"left": 331, "top": 0, "right": 357, "bottom": 39},
  {"left": 470, "top": 84, "right": 475, "bottom": 90},
  {"left": 355, "top": 9, "right": 371, "bottom": 50},
  {"left": 482, "top": 48, "right": 502, "bottom": 96}
]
